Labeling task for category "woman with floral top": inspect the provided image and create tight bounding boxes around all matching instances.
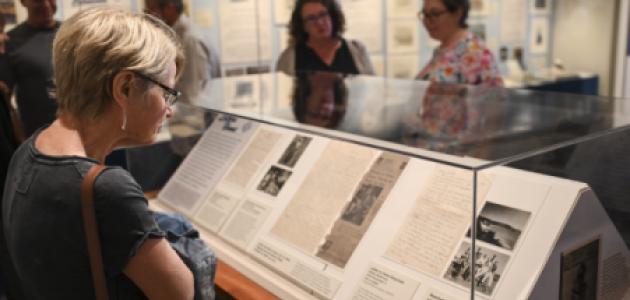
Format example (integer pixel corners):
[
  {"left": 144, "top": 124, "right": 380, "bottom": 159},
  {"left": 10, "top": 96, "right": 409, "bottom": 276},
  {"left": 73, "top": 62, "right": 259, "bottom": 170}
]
[{"left": 417, "top": 0, "right": 503, "bottom": 87}]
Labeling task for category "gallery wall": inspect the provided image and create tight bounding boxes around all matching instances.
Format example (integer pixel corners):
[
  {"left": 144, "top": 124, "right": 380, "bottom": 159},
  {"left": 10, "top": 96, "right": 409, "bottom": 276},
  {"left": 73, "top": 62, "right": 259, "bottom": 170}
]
[
  {"left": 6, "top": 0, "right": 615, "bottom": 90},
  {"left": 552, "top": 0, "right": 618, "bottom": 96}
]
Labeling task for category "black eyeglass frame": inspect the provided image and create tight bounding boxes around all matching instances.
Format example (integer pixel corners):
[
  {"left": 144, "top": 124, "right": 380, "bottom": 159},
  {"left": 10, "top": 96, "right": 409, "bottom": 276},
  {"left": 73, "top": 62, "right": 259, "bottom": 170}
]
[
  {"left": 132, "top": 71, "right": 181, "bottom": 106},
  {"left": 417, "top": 9, "right": 448, "bottom": 21}
]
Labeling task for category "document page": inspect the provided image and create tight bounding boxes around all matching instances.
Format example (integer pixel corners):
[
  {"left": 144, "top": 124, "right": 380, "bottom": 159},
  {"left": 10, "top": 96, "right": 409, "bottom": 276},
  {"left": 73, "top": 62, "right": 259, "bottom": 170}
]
[
  {"left": 270, "top": 141, "right": 377, "bottom": 254},
  {"left": 219, "top": 0, "right": 272, "bottom": 64},
  {"left": 316, "top": 153, "right": 409, "bottom": 268},
  {"left": 193, "top": 127, "right": 283, "bottom": 231},
  {"left": 344, "top": 0, "right": 383, "bottom": 53},
  {"left": 223, "top": 128, "right": 283, "bottom": 189},
  {"left": 159, "top": 115, "right": 257, "bottom": 214},
  {"left": 385, "top": 166, "right": 492, "bottom": 276},
  {"left": 220, "top": 199, "right": 271, "bottom": 249}
]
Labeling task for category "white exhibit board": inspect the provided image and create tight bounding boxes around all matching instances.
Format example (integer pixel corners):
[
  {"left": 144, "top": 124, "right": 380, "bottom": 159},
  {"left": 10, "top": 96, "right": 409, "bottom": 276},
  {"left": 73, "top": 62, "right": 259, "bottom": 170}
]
[{"left": 155, "top": 114, "right": 630, "bottom": 299}]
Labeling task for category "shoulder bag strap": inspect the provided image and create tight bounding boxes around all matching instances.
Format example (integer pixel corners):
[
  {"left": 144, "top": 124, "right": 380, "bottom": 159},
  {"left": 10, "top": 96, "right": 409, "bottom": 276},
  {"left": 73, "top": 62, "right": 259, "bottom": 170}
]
[{"left": 81, "top": 164, "right": 109, "bottom": 300}]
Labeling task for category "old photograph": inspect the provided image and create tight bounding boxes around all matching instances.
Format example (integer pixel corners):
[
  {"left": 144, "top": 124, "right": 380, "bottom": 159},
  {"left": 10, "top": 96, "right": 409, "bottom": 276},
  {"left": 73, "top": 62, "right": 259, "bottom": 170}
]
[
  {"left": 278, "top": 135, "right": 312, "bottom": 168},
  {"left": 256, "top": 165, "right": 292, "bottom": 197},
  {"left": 560, "top": 238, "right": 599, "bottom": 300},
  {"left": 467, "top": 202, "right": 531, "bottom": 251},
  {"left": 341, "top": 184, "right": 384, "bottom": 226},
  {"left": 444, "top": 241, "right": 510, "bottom": 296},
  {"left": 316, "top": 153, "right": 408, "bottom": 268}
]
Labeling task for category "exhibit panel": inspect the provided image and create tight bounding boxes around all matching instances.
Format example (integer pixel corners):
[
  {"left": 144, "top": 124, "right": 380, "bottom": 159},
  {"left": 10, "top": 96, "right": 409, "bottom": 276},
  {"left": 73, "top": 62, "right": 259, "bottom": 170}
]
[
  {"left": 136, "top": 72, "right": 630, "bottom": 299},
  {"left": 151, "top": 113, "right": 630, "bottom": 299}
]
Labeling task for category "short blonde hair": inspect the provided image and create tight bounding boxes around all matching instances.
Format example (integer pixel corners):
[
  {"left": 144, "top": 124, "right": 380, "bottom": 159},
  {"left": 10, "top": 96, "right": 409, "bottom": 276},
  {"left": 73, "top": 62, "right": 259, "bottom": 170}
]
[{"left": 53, "top": 7, "right": 185, "bottom": 119}]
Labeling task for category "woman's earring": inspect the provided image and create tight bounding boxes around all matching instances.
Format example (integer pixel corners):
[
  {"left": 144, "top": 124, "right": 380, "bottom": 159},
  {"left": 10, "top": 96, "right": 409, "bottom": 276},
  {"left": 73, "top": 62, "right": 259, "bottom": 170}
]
[{"left": 121, "top": 111, "right": 127, "bottom": 130}]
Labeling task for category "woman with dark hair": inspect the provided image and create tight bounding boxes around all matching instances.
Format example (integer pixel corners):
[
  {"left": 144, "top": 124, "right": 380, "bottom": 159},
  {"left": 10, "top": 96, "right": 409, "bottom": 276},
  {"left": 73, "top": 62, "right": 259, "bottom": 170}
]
[
  {"left": 276, "top": 0, "right": 374, "bottom": 75},
  {"left": 292, "top": 71, "right": 348, "bottom": 128},
  {"left": 417, "top": 0, "right": 502, "bottom": 86}
]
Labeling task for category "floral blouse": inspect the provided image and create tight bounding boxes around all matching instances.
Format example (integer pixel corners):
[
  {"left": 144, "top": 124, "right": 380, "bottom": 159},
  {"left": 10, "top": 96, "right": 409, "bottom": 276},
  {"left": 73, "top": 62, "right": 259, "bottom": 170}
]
[{"left": 417, "top": 32, "right": 503, "bottom": 87}]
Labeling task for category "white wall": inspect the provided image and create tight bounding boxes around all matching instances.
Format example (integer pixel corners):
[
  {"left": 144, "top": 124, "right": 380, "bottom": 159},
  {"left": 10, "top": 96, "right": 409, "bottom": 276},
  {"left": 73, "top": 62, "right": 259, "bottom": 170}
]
[{"left": 552, "top": 0, "right": 618, "bottom": 96}]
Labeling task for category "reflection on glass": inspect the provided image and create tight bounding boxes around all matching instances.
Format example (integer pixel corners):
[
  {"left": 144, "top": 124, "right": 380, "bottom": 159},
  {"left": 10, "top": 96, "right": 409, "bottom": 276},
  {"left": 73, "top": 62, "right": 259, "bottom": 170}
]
[{"left": 292, "top": 71, "right": 348, "bottom": 128}]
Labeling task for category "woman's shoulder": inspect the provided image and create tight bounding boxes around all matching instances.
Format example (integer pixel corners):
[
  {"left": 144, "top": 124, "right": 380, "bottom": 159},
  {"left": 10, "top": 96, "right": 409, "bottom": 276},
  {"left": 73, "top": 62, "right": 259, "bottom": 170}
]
[
  {"left": 92, "top": 166, "right": 143, "bottom": 197},
  {"left": 346, "top": 38, "right": 368, "bottom": 52},
  {"left": 461, "top": 32, "right": 492, "bottom": 52}
]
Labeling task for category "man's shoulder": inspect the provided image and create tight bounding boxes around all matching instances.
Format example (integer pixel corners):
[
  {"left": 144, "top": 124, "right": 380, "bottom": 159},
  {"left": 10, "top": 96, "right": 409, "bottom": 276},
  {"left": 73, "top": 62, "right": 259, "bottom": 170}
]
[
  {"left": 6, "top": 21, "right": 61, "bottom": 50},
  {"left": 175, "top": 16, "right": 209, "bottom": 43},
  {"left": 7, "top": 23, "right": 30, "bottom": 38}
]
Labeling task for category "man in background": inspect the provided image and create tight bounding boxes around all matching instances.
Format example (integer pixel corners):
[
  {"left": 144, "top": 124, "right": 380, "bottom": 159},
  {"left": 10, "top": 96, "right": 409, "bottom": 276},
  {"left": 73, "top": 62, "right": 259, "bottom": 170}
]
[
  {"left": 144, "top": 0, "right": 221, "bottom": 104},
  {"left": 144, "top": 0, "right": 221, "bottom": 159},
  {"left": 0, "top": 0, "right": 60, "bottom": 137}
]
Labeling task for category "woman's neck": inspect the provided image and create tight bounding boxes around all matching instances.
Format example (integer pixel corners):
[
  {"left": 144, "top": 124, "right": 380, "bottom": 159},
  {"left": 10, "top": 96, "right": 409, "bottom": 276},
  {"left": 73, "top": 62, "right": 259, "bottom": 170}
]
[
  {"left": 307, "top": 36, "right": 339, "bottom": 50},
  {"left": 36, "top": 112, "right": 122, "bottom": 163},
  {"left": 441, "top": 28, "right": 467, "bottom": 50}
]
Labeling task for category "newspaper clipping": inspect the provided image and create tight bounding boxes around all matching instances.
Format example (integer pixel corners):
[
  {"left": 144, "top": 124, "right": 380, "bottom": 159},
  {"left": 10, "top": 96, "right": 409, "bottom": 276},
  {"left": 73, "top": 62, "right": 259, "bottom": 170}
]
[
  {"left": 270, "top": 141, "right": 376, "bottom": 254},
  {"left": 317, "top": 153, "right": 409, "bottom": 268},
  {"left": 224, "top": 128, "right": 283, "bottom": 189}
]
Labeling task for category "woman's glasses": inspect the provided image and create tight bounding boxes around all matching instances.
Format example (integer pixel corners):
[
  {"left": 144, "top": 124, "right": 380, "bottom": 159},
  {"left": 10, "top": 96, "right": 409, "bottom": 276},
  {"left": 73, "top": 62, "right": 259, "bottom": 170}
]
[
  {"left": 133, "top": 71, "right": 181, "bottom": 106},
  {"left": 303, "top": 11, "right": 330, "bottom": 25},
  {"left": 417, "top": 9, "right": 448, "bottom": 21}
]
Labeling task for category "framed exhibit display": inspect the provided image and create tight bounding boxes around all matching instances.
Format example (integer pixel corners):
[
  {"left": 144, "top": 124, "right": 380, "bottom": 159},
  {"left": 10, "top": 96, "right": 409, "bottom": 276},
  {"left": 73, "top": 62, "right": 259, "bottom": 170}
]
[
  {"left": 141, "top": 72, "right": 630, "bottom": 299},
  {"left": 529, "top": 18, "right": 549, "bottom": 54},
  {"left": 530, "top": 0, "right": 551, "bottom": 15},
  {"left": 387, "top": 0, "right": 417, "bottom": 19}
]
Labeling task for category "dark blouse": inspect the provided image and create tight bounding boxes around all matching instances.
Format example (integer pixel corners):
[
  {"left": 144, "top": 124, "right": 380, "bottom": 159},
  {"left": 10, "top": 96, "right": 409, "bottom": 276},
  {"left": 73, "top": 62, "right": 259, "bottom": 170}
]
[{"left": 295, "top": 39, "right": 359, "bottom": 74}]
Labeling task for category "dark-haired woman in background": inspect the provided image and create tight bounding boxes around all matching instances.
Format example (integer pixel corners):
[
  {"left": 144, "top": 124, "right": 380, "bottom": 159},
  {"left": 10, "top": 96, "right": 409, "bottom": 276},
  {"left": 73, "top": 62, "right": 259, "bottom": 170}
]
[
  {"left": 417, "top": 0, "right": 502, "bottom": 87},
  {"left": 276, "top": 0, "right": 374, "bottom": 75},
  {"left": 293, "top": 71, "right": 348, "bottom": 128}
]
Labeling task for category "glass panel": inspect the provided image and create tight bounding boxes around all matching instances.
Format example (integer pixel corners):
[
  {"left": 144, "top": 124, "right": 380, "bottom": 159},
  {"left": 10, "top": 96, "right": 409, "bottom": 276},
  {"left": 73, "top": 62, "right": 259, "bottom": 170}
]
[
  {"left": 192, "top": 71, "right": 630, "bottom": 170},
  {"left": 147, "top": 73, "right": 630, "bottom": 299}
]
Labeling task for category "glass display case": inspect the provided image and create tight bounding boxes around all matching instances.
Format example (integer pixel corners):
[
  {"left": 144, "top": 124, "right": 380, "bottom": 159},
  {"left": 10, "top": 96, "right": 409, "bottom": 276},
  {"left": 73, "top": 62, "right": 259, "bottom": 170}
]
[{"left": 132, "top": 72, "right": 630, "bottom": 299}]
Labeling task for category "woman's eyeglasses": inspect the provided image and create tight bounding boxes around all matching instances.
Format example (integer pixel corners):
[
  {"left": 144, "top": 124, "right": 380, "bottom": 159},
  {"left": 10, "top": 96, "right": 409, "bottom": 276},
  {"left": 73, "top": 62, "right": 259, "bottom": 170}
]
[
  {"left": 133, "top": 71, "right": 181, "bottom": 106},
  {"left": 417, "top": 9, "right": 448, "bottom": 21},
  {"left": 303, "top": 11, "right": 330, "bottom": 25}
]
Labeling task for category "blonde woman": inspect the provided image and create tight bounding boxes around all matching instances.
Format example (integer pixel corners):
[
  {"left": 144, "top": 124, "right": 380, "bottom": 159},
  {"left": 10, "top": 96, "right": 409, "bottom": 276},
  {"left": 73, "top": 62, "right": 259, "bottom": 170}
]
[{"left": 2, "top": 8, "right": 195, "bottom": 299}]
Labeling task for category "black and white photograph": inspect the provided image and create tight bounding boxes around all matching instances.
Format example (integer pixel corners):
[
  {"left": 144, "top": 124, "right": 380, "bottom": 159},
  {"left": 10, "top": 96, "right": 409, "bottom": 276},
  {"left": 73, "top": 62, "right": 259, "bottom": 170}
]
[
  {"left": 256, "top": 166, "right": 292, "bottom": 197},
  {"left": 444, "top": 241, "right": 510, "bottom": 296},
  {"left": 341, "top": 184, "right": 384, "bottom": 226},
  {"left": 278, "top": 135, "right": 312, "bottom": 168},
  {"left": 560, "top": 238, "right": 599, "bottom": 300},
  {"left": 467, "top": 202, "right": 531, "bottom": 251}
]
